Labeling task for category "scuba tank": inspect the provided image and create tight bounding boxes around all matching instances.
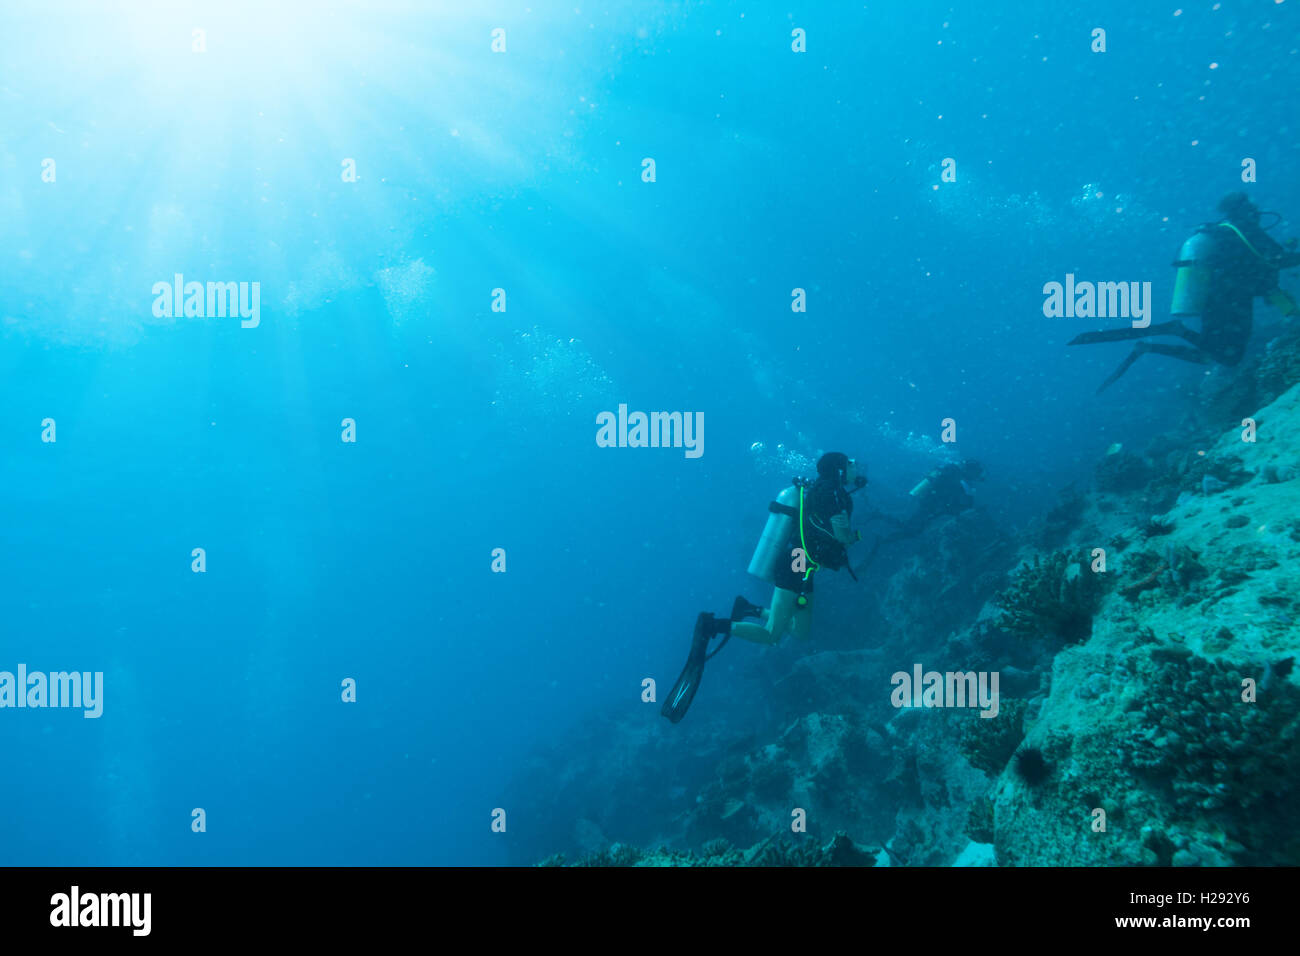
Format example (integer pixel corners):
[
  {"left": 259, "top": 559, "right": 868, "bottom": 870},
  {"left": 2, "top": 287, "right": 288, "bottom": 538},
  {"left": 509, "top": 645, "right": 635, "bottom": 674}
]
[
  {"left": 1170, "top": 227, "right": 1219, "bottom": 315},
  {"left": 747, "top": 484, "right": 801, "bottom": 583},
  {"left": 910, "top": 464, "right": 943, "bottom": 497}
]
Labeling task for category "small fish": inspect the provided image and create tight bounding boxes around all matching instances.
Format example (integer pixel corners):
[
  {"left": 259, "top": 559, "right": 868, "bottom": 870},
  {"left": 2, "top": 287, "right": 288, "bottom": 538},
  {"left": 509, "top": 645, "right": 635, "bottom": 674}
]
[{"left": 1106, "top": 442, "right": 1123, "bottom": 455}]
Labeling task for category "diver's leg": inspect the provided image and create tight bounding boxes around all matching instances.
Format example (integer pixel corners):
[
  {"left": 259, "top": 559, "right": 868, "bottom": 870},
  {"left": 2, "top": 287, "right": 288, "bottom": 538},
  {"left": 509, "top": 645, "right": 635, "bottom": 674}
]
[
  {"left": 727, "top": 621, "right": 775, "bottom": 644},
  {"left": 1097, "top": 339, "right": 1216, "bottom": 393},
  {"left": 766, "top": 587, "right": 799, "bottom": 641},
  {"left": 1199, "top": 300, "right": 1250, "bottom": 365},
  {"left": 730, "top": 587, "right": 791, "bottom": 645},
  {"left": 732, "top": 587, "right": 799, "bottom": 644},
  {"left": 790, "top": 592, "right": 814, "bottom": 643},
  {"left": 1142, "top": 343, "right": 1212, "bottom": 365},
  {"left": 1165, "top": 320, "right": 1204, "bottom": 349}
]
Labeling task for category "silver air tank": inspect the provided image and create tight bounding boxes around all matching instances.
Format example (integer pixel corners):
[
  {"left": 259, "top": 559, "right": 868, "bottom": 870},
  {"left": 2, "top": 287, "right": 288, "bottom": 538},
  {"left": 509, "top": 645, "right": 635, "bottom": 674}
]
[
  {"left": 747, "top": 485, "right": 800, "bottom": 583},
  {"left": 1170, "top": 229, "right": 1218, "bottom": 315}
]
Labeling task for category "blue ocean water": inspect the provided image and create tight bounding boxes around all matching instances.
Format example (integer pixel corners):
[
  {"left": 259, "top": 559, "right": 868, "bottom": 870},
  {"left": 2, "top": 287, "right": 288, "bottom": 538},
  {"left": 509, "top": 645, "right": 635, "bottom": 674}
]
[{"left": 1, "top": 1, "right": 1297, "bottom": 865}]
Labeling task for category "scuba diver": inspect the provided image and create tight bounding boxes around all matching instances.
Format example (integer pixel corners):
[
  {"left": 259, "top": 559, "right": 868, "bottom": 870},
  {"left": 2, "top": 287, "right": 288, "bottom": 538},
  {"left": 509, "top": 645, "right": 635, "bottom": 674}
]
[
  {"left": 660, "top": 452, "right": 865, "bottom": 724},
  {"left": 856, "top": 458, "right": 985, "bottom": 570},
  {"left": 1069, "top": 192, "right": 1300, "bottom": 392}
]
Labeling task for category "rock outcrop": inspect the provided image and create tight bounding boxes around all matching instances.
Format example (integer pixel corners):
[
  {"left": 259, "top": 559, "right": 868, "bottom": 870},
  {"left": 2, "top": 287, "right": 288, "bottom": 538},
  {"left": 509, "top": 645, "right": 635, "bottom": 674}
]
[{"left": 511, "top": 378, "right": 1300, "bottom": 867}]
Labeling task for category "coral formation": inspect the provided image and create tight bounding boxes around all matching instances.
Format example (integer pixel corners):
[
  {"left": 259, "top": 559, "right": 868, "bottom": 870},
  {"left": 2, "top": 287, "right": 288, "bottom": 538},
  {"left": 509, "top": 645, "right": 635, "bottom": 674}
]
[
  {"left": 1037, "top": 491, "right": 1088, "bottom": 546},
  {"left": 1180, "top": 453, "right": 1252, "bottom": 497},
  {"left": 1119, "top": 650, "right": 1300, "bottom": 828},
  {"left": 958, "top": 698, "right": 1027, "bottom": 774},
  {"left": 993, "top": 550, "right": 1109, "bottom": 644},
  {"left": 1120, "top": 545, "right": 1208, "bottom": 605},
  {"left": 965, "top": 797, "right": 995, "bottom": 844},
  {"left": 1119, "top": 550, "right": 1167, "bottom": 600},
  {"left": 1094, "top": 449, "right": 1153, "bottom": 494},
  {"left": 1141, "top": 514, "right": 1176, "bottom": 540},
  {"left": 1255, "top": 330, "right": 1300, "bottom": 404},
  {"left": 539, "top": 831, "right": 882, "bottom": 867}
]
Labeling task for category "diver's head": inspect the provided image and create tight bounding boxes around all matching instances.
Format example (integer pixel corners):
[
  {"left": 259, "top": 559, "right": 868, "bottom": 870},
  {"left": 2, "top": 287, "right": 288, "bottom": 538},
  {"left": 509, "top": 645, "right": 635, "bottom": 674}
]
[
  {"left": 817, "top": 451, "right": 863, "bottom": 488},
  {"left": 960, "top": 459, "right": 986, "bottom": 481},
  {"left": 1218, "top": 191, "right": 1260, "bottom": 227}
]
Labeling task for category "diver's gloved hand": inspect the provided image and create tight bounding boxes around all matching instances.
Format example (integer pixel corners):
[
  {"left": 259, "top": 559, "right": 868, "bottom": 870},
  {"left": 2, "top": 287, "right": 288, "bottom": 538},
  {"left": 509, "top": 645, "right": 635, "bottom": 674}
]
[{"left": 831, "top": 513, "right": 855, "bottom": 545}]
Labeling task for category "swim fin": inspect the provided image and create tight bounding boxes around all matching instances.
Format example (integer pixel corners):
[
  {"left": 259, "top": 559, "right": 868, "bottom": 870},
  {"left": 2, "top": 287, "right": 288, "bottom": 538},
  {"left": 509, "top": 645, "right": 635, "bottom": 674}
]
[
  {"left": 731, "top": 595, "right": 764, "bottom": 621},
  {"left": 661, "top": 613, "right": 728, "bottom": 724},
  {"left": 1096, "top": 342, "right": 1150, "bottom": 393},
  {"left": 1268, "top": 288, "right": 1299, "bottom": 317},
  {"left": 1068, "top": 327, "right": 1156, "bottom": 346}
]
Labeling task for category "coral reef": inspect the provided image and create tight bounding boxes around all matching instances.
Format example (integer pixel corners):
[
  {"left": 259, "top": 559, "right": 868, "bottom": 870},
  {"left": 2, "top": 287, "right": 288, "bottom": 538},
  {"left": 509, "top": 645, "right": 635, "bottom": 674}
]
[
  {"left": 877, "top": 508, "right": 1009, "bottom": 641},
  {"left": 958, "top": 698, "right": 1027, "bottom": 774},
  {"left": 1119, "top": 649, "right": 1300, "bottom": 827},
  {"left": 1120, "top": 545, "right": 1208, "bottom": 607},
  {"left": 1185, "top": 453, "right": 1252, "bottom": 494},
  {"left": 1036, "top": 490, "right": 1088, "bottom": 546},
  {"left": 965, "top": 797, "right": 995, "bottom": 844},
  {"left": 992, "top": 381, "right": 1300, "bottom": 866},
  {"left": 1094, "top": 449, "right": 1153, "bottom": 494},
  {"left": 1119, "top": 549, "right": 1167, "bottom": 600},
  {"left": 539, "top": 831, "right": 882, "bottom": 867},
  {"left": 519, "top": 376, "right": 1300, "bottom": 869},
  {"left": 1254, "top": 330, "right": 1300, "bottom": 407},
  {"left": 993, "top": 630, "right": 1300, "bottom": 866},
  {"left": 993, "top": 550, "right": 1109, "bottom": 644},
  {"left": 681, "top": 711, "right": 890, "bottom": 848},
  {"left": 1140, "top": 514, "right": 1176, "bottom": 540}
]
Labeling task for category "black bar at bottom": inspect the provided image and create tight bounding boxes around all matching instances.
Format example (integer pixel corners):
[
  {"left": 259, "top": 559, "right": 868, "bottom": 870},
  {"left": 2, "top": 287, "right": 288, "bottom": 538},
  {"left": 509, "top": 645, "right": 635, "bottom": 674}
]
[{"left": 0, "top": 866, "right": 1281, "bottom": 942}]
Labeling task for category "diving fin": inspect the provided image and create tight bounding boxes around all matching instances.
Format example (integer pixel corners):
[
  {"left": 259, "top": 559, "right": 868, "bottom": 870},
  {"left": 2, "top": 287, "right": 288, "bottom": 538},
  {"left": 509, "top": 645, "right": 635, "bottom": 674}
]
[
  {"left": 1268, "top": 288, "right": 1299, "bottom": 317},
  {"left": 662, "top": 613, "right": 727, "bottom": 724},
  {"left": 1068, "top": 327, "right": 1157, "bottom": 347},
  {"left": 1096, "top": 342, "right": 1149, "bottom": 394},
  {"left": 730, "top": 595, "right": 764, "bottom": 621}
]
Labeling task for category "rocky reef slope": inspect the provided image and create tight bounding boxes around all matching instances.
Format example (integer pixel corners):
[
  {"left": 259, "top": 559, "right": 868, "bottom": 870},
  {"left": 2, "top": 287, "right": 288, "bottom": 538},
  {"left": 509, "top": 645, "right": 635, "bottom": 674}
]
[
  {"left": 993, "top": 380, "right": 1300, "bottom": 866},
  {"left": 509, "top": 349, "right": 1300, "bottom": 867}
]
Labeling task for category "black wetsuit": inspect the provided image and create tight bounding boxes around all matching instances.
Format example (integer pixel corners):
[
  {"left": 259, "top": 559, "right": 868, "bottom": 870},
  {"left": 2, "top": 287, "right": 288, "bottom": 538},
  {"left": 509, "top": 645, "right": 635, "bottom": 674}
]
[
  {"left": 1072, "top": 217, "right": 1300, "bottom": 390},
  {"left": 772, "top": 477, "right": 852, "bottom": 594},
  {"left": 1161, "top": 218, "right": 1291, "bottom": 365},
  {"left": 851, "top": 465, "right": 975, "bottom": 574},
  {"left": 895, "top": 464, "right": 973, "bottom": 538}
]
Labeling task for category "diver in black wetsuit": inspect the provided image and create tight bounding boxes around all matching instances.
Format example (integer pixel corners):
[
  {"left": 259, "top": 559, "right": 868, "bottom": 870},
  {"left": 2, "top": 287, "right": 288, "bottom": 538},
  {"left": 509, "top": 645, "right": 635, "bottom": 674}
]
[
  {"left": 1069, "top": 193, "right": 1300, "bottom": 392},
  {"left": 660, "top": 452, "right": 864, "bottom": 723},
  {"left": 856, "top": 459, "right": 984, "bottom": 570}
]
